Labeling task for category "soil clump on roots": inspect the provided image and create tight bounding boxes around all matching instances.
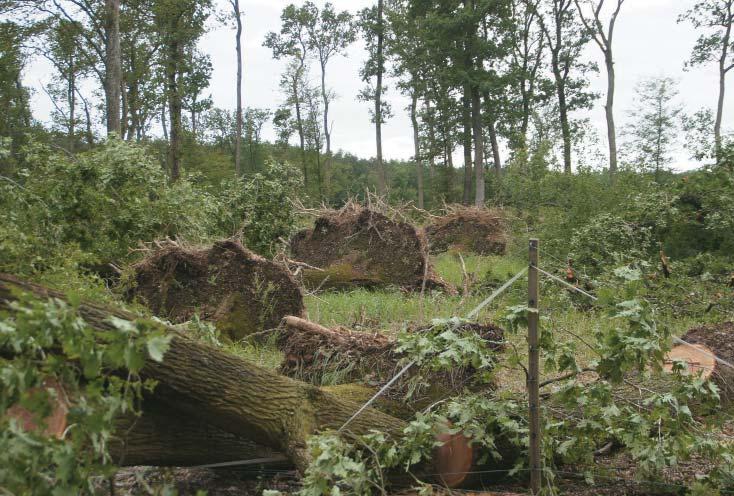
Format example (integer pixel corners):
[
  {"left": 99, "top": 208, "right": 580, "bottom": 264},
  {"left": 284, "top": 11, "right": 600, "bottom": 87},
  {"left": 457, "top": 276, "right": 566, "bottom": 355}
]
[
  {"left": 290, "top": 205, "right": 451, "bottom": 291},
  {"left": 127, "top": 239, "right": 304, "bottom": 340},
  {"left": 278, "top": 316, "right": 505, "bottom": 413},
  {"left": 425, "top": 206, "right": 507, "bottom": 255}
]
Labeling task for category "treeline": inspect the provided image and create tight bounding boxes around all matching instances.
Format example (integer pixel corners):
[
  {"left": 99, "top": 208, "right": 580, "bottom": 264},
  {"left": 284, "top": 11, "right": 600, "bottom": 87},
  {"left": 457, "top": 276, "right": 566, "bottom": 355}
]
[{"left": 1, "top": 1, "right": 733, "bottom": 207}]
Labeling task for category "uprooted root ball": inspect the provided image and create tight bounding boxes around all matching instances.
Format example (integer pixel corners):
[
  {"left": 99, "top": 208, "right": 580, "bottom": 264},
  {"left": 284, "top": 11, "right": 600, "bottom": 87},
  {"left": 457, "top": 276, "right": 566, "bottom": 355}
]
[
  {"left": 277, "top": 317, "right": 505, "bottom": 413},
  {"left": 425, "top": 206, "right": 508, "bottom": 256},
  {"left": 290, "top": 205, "right": 452, "bottom": 292},
  {"left": 126, "top": 240, "right": 304, "bottom": 341}
]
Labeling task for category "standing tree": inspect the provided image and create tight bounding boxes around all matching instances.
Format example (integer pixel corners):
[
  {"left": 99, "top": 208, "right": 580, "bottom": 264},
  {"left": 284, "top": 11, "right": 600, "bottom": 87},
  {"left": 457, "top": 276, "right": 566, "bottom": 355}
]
[
  {"left": 303, "top": 1, "right": 356, "bottom": 197},
  {"left": 622, "top": 76, "right": 682, "bottom": 180},
  {"left": 244, "top": 107, "right": 271, "bottom": 170},
  {"left": 153, "top": 0, "right": 212, "bottom": 181},
  {"left": 507, "top": 0, "right": 546, "bottom": 152},
  {"left": 21, "top": 0, "right": 124, "bottom": 136},
  {"left": 264, "top": 5, "right": 312, "bottom": 189},
  {"left": 39, "top": 19, "right": 91, "bottom": 152},
  {"left": 230, "top": 0, "right": 243, "bottom": 175},
  {"left": 679, "top": 0, "right": 734, "bottom": 159},
  {"left": 0, "top": 21, "right": 33, "bottom": 171},
  {"left": 104, "top": 0, "right": 121, "bottom": 135},
  {"left": 358, "top": 0, "right": 391, "bottom": 196},
  {"left": 385, "top": 0, "right": 428, "bottom": 207},
  {"left": 574, "top": 0, "right": 625, "bottom": 174},
  {"left": 119, "top": 0, "right": 161, "bottom": 142},
  {"left": 536, "top": 0, "right": 598, "bottom": 173}
]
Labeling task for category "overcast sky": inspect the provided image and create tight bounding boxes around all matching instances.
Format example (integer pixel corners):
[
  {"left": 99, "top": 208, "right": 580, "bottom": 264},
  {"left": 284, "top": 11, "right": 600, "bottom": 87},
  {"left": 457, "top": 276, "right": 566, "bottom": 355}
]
[{"left": 22, "top": 0, "right": 732, "bottom": 170}]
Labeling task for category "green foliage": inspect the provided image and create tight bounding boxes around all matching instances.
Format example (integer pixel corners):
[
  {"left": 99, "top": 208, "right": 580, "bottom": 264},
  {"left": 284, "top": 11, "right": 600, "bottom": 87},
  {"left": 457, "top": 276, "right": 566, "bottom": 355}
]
[
  {"left": 0, "top": 139, "right": 217, "bottom": 273},
  {"left": 0, "top": 140, "right": 301, "bottom": 277},
  {"left": 214, "top": 160, "right": 301, "bottom": 256},
  {"left": 567, "top": 213, "right": 655, "bottom": 277},
  {"left": 0, "top": 292, "right": 171, "bottom": 494},
  {"left": 395, "top": 317, "right": 497, "bottom": 377}
]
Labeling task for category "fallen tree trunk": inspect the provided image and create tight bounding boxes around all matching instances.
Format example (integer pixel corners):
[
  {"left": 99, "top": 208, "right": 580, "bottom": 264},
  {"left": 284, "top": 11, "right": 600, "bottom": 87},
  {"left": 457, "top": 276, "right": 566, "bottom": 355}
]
[
  {"left": 0, "top": 274, "right": 405, "bottom": 472},
  {"left": 112, "top": 400, "right": 285, "bottom": 467}
]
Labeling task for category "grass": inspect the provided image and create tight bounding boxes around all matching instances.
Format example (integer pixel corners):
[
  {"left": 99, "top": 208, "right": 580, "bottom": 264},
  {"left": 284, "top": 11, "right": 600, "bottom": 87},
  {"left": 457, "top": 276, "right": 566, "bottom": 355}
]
[{"left": 295, "top": 247, "right": 734, "bottom": 397}]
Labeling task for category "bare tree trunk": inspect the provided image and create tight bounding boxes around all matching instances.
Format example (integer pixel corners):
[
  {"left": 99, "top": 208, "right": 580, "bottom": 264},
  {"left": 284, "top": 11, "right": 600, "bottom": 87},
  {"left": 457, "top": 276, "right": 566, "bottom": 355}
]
[
  {"left": 320, "top": 60, "right": 332, "bottom": 197},
  {"left": 604, "top": 52, "right": 618, "bottom": 174},
  {"left": 104, "top": 0, "right": 121, "bottom": 136},
  {"left": 483, "top": 92, "right": 502, "bottom": 176},
  {"left": 549, "top": 48, "right": 572, "bottom": 174},
  {"left": 462, "top": 87, "right": 472, "bottom": 206},
  {"left": 291, "top": 74, "right": 308, "bottom": 188},
  {"left": 76, "top": 88, "right": 94, "bottom": 147},
  {"left": 68, "top": 57, "right": 76, "bottom": 152},
  {"left": 375, "top": 0, "right": 387, "bottom": 196},
  {"left": 715, "top": 21, "right": 731, "bottom": 160},
  {"left": 471, "top": 85, "right": 484, "bottom": 206},
  {"left": 234, "top": 0, "right": 243, "bottom": 176},
  {"left": 161, "top": 104, "right": 168, "bottom": 141},
  {"left": 411, "top": 92, "right": 423, "bottom": 209},
  {"left": 166, "top": 40, "right": 183, "bottom": 181}
]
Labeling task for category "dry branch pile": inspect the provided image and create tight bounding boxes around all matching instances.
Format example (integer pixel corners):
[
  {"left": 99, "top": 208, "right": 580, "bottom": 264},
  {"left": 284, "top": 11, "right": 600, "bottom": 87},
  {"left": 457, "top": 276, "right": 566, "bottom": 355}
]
[
  {"left": 126, "top": 239, "right": 304, "bottom": 340},
  {"left": 290, "top": 204, "right": 452, "bottom": 291},
  {"left": 425, "top": 206, "right": 507, "bottom": 256},
  {"left": 278, "top": 315, "right": 505, "bottom": 413}
]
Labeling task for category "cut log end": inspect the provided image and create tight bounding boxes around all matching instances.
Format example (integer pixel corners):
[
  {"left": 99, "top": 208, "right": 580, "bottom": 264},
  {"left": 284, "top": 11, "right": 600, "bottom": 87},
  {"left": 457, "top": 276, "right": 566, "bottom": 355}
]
[
  {"left": 433, "top": 430, "right": 475, "bottom": 488},
  {"left": 5, "top": 378, "right": 68, "bottom": 439},
  {"left": 663, "top": 344, "right": 716, "bottom": 380}
]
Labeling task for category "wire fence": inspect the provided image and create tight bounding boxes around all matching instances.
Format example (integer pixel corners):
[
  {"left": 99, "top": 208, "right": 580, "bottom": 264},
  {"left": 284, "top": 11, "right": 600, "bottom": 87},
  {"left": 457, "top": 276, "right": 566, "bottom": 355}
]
[{"left": 197, "top": 242, "right": 733, "bottom": 494}]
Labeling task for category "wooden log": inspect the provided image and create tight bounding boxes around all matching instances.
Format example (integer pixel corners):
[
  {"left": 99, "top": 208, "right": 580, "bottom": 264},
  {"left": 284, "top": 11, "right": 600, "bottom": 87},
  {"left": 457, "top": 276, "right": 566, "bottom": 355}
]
[
  {"left": 0, "top": 273, "right": 491, "bottom": 487},
  {"left": 0, "top": 273, "right": 405, "bottom": 471},
  {"left": 111, "top": 399, "right": 285, "bottom": 467}
]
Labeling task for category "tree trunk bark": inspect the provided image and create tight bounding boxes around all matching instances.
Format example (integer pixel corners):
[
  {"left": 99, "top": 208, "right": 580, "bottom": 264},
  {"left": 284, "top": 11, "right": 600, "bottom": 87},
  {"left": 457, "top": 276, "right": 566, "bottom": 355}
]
[
  {"left": 292, "top": 71, "right": 308, "bottom": 188},
  {"left": 715, "top": 21, "right": 731, "bottom": 161},
  {"left": 411, "top": 92, "right": 424, "bottom": 209},
  {"left": 0, "top": 274, "right": 405, "bottom": 472},
  {"left": 111, "top": 400, "right": 283, "bottom": 467},
  {"left": 551, "top": 50, "right": 572, "bottom": 174},
  {"left": 161, "top": 104, "right": 168, "bottom": 141},
  {"left": 604, "top": 52, "right": 618, "bottom": 174},
  {"left": 471, "top": 84, "right": 484, "bottom": 207},
  {"left": 482, "top": 91, "right": 502, "bottom": 177},
  {"left": 234, "top": 0, "right": 243, "bottom": 176},
  {"left": 320, "top": 60, "right": 332, "bottom": 197},
  {"left": 68, "top": 57, "right": 76, "bottom": 153},
  {"left": 375, "top": 0, "right": 386, "bottom": 196},
  {"left": 104, "top": 0, "right": 121, "bottom": 136},
  {"left": 167, "top": 40, "right": 183, "bottom": 181},
  {"left": 462, "top": 86, "right": 473, "bottom": 206}
]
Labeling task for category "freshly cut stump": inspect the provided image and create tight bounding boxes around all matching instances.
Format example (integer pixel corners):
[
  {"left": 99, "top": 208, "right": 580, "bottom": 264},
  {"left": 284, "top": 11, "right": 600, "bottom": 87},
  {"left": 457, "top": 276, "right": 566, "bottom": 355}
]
[
  {"left": 127, "top": 240, "right": 304, "bottom": 340},
  {"left": 425, "top": 206, "right": 507, "bottom": 255},
  {"left": 290, "top": 205, "right": 452, "bottom": 291},
  {"left": 671, "top": 322, "right": 734, "bottom": 401},
  {"left": 663, "top": 344, "right": 716, "bottom": 377}
]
